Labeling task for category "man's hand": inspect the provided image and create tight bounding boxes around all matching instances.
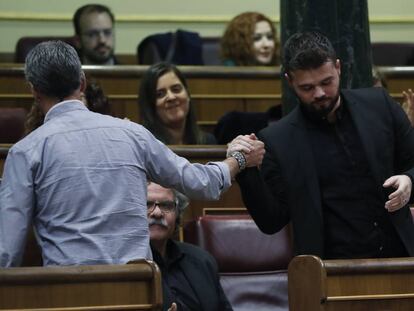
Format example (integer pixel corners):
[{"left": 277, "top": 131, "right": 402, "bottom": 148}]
[
  {"left": 226, "top": 134, "right": 256, "bottom": 157},
  {"left": 383, "top": 175, "right": 412, "bottom": 212},
  {"left": 226, "top": 134, "right": 265, "bottom": 167},
  {"left": 167, "top": 303, "right": 177, "bottom": 311}
]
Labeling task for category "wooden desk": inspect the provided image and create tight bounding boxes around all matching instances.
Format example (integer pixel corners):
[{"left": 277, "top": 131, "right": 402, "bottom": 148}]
[
  {"left": 0, "top": 64, "right": 282, "bottom": 123},
  {"left": 288, "top": 255, "right": 414, "bottom": 311},
  {"left": 0, "top": 260, "right": 162, "bottom": 310},
  {"left": 1, "top": 65, "right": 413, "bottom": 125}
]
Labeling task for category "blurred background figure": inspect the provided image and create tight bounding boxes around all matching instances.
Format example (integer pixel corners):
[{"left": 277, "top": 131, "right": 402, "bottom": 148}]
[
  {"left": 138, "top": 62, "right": 216, "bottom": 144},
  {"left": 372, "top": 66, "right": 388, "bottom": 89},
  {"left": 73, "top": 4, "right": 118, "bottom": 65},
  {"left": 372, "top": 66, "right": 414, "bottom": 126},
  {"left": 220, "top": 12, "right": 280, "bottom": 66},
  {"left": 25, "top": 81, "right": 111, "bottom": 135}
]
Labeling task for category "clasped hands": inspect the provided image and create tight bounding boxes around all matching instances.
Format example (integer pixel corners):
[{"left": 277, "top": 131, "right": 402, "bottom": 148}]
[{"left": 226, "top": 133, "right": 265, "bottom": 168}]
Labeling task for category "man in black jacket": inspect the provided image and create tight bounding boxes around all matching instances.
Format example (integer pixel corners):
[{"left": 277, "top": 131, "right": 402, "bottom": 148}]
[
  {"left": 147, "top": 182, "right": 233, "bottom": 311},
  {"left": 235, "top": 31, "right": 414, "bottom": 259}
]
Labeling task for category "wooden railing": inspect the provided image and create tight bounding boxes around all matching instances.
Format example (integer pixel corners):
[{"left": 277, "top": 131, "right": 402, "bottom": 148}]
[
  {"left": 0, "top": 260, "right": 163, "bottom": 310},
  {"left": 288, "top": 255, "right": 414, "bottom": 311}
]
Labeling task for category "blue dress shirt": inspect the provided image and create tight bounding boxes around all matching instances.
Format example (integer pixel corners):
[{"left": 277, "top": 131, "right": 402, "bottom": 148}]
[{"left": 0, "top": 100, "right": 230, "bottom": 266}]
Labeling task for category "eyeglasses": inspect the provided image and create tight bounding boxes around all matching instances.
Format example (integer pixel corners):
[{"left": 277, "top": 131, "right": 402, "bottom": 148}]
[
  {"left": 147, "top": 200, "right": 177, "bottom": 214},
  {"left": 82, "top": 28, "right": 113, "bottom": 40}
]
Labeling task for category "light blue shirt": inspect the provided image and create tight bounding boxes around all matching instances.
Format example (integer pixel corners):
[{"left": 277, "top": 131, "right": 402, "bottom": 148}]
[{"left": 0, "top": 100, "right": 230, "bottom": 266}]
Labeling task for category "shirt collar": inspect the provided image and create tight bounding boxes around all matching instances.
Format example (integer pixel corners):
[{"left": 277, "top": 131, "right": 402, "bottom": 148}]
[{"left": 44, "top": 100, "right": 88, "bottom": 123}]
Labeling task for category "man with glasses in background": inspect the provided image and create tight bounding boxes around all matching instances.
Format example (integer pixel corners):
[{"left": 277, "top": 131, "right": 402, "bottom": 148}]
[
  {"left": 147, "top": 182, "right": 233, "bottom": 311},
  {"left": 73, "top": 4, "right": 118, "bottom": 65}
]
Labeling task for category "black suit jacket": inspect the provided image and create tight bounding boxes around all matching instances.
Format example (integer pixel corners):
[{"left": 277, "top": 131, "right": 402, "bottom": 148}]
[
  {"left": 237, "top": 87, "right": 414, "bottom": 258},
  {"left": 154, "top": 241, "right": 233, "bottom": 311}
]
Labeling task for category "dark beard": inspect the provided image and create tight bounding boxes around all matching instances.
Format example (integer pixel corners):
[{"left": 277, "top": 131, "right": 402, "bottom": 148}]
[{"left": 299, "top": 94, "right": 340, "bottom": 122}]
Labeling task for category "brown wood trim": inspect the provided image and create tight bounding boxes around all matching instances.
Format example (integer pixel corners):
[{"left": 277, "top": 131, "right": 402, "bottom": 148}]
[
  {"left": 0, "top": 63, "right": 281, "bottom": 79},
  {"left": 0, "top": 93, "right": 283, "bottom": 100},
  {"left": 169, "top": 145, "right": 226, "bottom": 158},
  {"left": 379, "top": 66, "right": 414, "bottom": 78},
  {"left": 323, "top": 256, "right": 414, "bottom": 275},
  {"left": 0, "top": 260, "right": 156, "bottom": 284},
  {"left": 325, "top": 293, "right": 414, "bottom": 302},
  {"left": 12, "top": 304, "right": 157, "bottom": 311}
]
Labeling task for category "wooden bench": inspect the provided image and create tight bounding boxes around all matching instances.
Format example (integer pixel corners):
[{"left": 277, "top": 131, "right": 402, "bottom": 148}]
[
  {"left": 0, "top": 260, "right": 162, "bottom": 310},
  {"left": 288, "top": 255, "right": 414, "bottom": 311},
  {"left": 0, "top": 64, "right": 282, "bottom": 123}
]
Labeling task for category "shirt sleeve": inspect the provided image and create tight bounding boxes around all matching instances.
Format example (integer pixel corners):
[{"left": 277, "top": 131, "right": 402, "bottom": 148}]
[
  {"left": 0, "top": 147, "right": 35, "bottom": 267},
  {"left": 137, "top": 127, "right": 231, "bottom": 200}
]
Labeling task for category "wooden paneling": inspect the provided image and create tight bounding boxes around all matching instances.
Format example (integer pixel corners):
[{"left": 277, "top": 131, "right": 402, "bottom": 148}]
[
  {"left": 288, "top": 255, "right": 414, "bottom": 311},
  {"left": 0, "top": 65, "right": 412, "bottom": 125},
  {"left": 0, "top": 64, "right": 282, "bottom": 123},
  {"left": 0, "top": 260, "right": 162, "bottom": 310}
]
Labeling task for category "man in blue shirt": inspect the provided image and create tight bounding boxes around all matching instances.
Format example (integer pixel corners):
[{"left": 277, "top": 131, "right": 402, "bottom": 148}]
[{"left": 0, "top": 41, "right": 264, "bottom": 266}]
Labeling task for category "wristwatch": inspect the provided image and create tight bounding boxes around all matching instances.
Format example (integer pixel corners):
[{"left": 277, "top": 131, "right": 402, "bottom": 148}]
[{"left": 229, "top": 151, "right": 247, "bottom": 171}]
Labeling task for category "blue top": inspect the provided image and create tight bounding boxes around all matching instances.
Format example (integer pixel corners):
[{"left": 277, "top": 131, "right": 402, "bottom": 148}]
[{"left": 0, "top": 100, "right": 230, "bottom": 266}]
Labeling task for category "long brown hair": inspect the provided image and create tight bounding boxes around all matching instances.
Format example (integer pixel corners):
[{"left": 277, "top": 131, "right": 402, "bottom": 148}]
[{"left": 138, "top": 62, "right": 207, "bottom": 144}]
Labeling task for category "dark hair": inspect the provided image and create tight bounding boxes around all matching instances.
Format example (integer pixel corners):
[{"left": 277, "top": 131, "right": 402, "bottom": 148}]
[
  {"left": 24, "top": 81, "right": 110, "bottom": 135},
  {"left": 25, "top": 40, "right": 82, "bottom": 100},
  {"left": 138, "top": 62, "right": 206, "bottom": 144},
  {"left": 221, "top": 12, "right": 280, "bottom": 66},
  {"left": 283, "top": 31, "right": 337, "bottom": 75},
  {"left": 85, "top": 81, "right": 111, "bottom": 115},
  {"left": 73, "top": 4, "right": 115, "bottom": 36}
]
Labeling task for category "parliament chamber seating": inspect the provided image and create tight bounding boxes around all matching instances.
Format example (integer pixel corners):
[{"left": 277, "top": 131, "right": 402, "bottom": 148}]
[
  {"left": 0, "top": 108, "right": 27, "bottom": 143},
  {"left": 184, "top": 214, "right": 293, "bottom": 311},
  {"left": 288, "top": 255, "right": 414, "bottom": 311},
  {"left": 0, "top": 260, "right": 162, "bottom": 310},
  {"left": 137, "top": 30, "right": 220, "bottom": 65},
  {"left": 372, "top": 42, "right": 414, "bottom": 66},
  {"left": 14, "top": 36, "right": 78, "bottom": 63}
]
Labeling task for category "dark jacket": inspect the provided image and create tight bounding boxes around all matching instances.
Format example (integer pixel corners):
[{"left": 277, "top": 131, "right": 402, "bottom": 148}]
[
  {"left": 152, "top": 240, "right": 233, "bottom": 311},
  {"left": 237, "top": 87, "right": 414, "bottom": 258}
]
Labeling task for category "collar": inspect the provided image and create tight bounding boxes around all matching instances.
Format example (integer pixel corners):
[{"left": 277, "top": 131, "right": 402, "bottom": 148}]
[
  {"left": 44, "top": 100, "right": 88, "bottom": 123},
  {"left": 300, "top": 95, "right": 345, "bottom": 128},
  {"left": 151, "top": 240, "right": 184, "bottom": 268}
]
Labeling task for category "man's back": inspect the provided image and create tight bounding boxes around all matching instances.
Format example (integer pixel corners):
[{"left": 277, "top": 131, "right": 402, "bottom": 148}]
[{"left": 2, "top": 101, "right": 153, "bottom": 265}]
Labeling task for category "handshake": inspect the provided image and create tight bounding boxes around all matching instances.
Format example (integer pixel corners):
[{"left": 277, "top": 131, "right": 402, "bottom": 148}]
[{"left": 226, "top": 133, "right": 265, "bottom": 171}]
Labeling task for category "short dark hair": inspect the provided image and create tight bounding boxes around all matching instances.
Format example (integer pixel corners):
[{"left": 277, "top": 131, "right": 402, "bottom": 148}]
[
  {"left": 73, "top": 4, "right": 115, "bottom": 36},
  {"left": 138, "top": 62, "right": 205, "bottom": 144},
  {"left": 25, "top": 41, "right": 82, "bottom": 100},
  {"left": 282, "top": 31, "right": 337, "bottom": 75}
]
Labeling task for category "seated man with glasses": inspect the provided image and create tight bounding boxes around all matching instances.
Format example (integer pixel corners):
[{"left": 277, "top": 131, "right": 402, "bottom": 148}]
[
  {"left": 73, "top": 4, "right": 118, "bottom": 65},
  {"left": 147, "top": 182, "right": 233, "bottom": 311}
]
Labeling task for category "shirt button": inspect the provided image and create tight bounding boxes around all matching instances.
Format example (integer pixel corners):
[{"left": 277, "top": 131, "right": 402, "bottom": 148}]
[
  {"left": 373, "top": 222, "right": 378, "bottom": 227},
  {"left": 379, "top": 246, "right": 383, "bottom": 251}
]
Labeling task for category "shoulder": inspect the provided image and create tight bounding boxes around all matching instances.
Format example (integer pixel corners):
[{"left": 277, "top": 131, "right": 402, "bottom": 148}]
[
  {"left": 177, "top": 242, "right": 217, "bottom": 265},
  {"left": 259, "top": 106, "right": 300, "bottom": 140},
  {"left": 342, "top": 87, "right": 390, "bottom": 104}
]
